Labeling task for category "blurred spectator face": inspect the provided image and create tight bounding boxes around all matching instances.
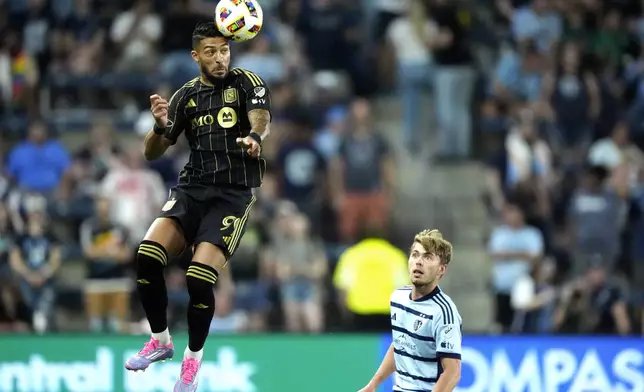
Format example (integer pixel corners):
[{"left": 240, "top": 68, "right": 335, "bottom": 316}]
[
  {"left": 27, "top": 0, "right": 45, "bottom": 12},
  {"left": 604, "top": 10, "right": 621, "bottom": 30},
  {"left": 276, "top": 201, "right": 298, "bottom": 234},
  {"left": 272, "top": 83, "right": 294, "bottom": 109},
  {"left": 586, "top": 264, "right": 606, "bottom": 288},
  {"left": 258, "top": 174, "right": 278, "bottom": 201},
  {"left": 581, "top": 167, "right": 606, "bottom": 190},
  {"left": 90, "top": 122, "right": 113, "bottom": 146},
  {"left": 289, "top": 214, "right": 310, "bottom": 238},
  {"left": 503, "top": 204, "right": 525, "bottom": 228},
  {"left": 27, "top": 122, "right": 47, "bottom": 144},
  {"left": 611, "top": 123, "right": 629, "bottom": 146},
  {"left": 532, "top": 0, "right": 549, "bottom": 13},
  {"left": 351, "top": 98, "right": 371, "bottom": 127},
  {"left": 561, "top": 43, "right": 580, "bottom": 72},
  {"left": 124, "top": 147, "right": 143, "bottom": 169},
  {"left": 537, "top": 259, "right": 555, "bottom": 283},
  {"left": 26, "top": 213, "right": 45, "bottom": 237},
  {"left": 518, "top": 109, "right": 537, "bottom": 141},
  {"left": 135, "top": 0, "right": 152, "bottom": 14},
  {"left": 95, "top": 197, "right": 111, "bottom": 221},
  {"left": 249, "top": 36, "right": 271, "bottom": 54},
  {"left": 4, "top": 32, "right": 20, "bottom": 55}
]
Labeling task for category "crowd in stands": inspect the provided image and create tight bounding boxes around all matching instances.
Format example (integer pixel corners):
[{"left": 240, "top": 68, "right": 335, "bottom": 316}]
[
  {"left": 0, "top": 0, "right": 642, "bottom": 336},
  {"left": 482, "top": 0, "right": 644, "bottom": 335}
]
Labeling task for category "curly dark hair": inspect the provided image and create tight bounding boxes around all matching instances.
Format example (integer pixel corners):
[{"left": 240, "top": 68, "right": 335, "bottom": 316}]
[{"left": 192, "top": 21, "right": 227, "bottom": 49}]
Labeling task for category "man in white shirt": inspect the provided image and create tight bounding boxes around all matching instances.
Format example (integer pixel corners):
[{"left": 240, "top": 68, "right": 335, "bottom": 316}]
[{"left": 357, "top": 229, "right": 462, "bottom": 392}]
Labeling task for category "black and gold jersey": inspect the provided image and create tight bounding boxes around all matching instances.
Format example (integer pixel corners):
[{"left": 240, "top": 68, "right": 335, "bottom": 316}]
[{"left": 164, "top": 68, "right": 271, "bottom": 188}]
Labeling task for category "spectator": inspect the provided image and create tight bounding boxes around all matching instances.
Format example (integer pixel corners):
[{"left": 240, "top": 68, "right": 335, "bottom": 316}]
[
  {"left": 6, "top": 120, "right": 71, "bottom": 195},
  {"left": 296, "top": 0, "right": 353, "bottom": 71},
  {"left": 159, "top": 0, "right": 205, "bottom": 84},
  {"left": 385, "top": 0, "right": 436, "bottom": 150},
  {"left": 588, "top": 121, "right": 644, "bottom": 171},
  {"left": 0, "top": 202, "right": 12, "bottom": 276},
  {"left": 492, "top": 41, "right": 545, "bottom": 103},
  {"left": 566, "top": 165, "right": 625, "bottom": 275},
  {"left": 427, "top": 0, "right": 475, "bottom": 160},
  {"left": 314, "top": 106, "right": 346, "bottom": 161},
  {"left": 9, "top": 212, "right": 62, "bottom": 333},
  {"left": 489, "top": 202, "right": 544, "bottom": 333},
  {"left": 100, "top": 146, "right": 166, "bottom": 242},
  {"left": 510, "top": 257, "right": 558, "bottom": 333},
  {"left": 73, "top": 119, "right": 122, "bottom": 195},
  {"left": 230, "top": 209, "right": 272, "bottom": 332},
  {"left": 0, "top": 275, "right": 30, "bottom": 332},
  {"left": 21, "top": 0, "right": 50, "bottom": 76},
  {"left": 58, "top": 0, "right": 105, "bottom": 76},
  {"left": 0, "top": 31, "right": 39, "bottom": 116},
  {"left": 555, "top": 258, "right": 631, "bottom": 335},
  {"left": 110, "top": 0, "right": 162, "bottom": 73},
  {"left": 234, "top": 35, "right": 287, "bottom": 84},
  {"left": 79, "top": 197, "right": 132, "bottom": 333},
  {"left": 589, "top": 9, "right": 631, "bottom": 72},
  {"left": 511, "top": 0, "right": 562, "bottom": 54},
  {"left": 276, "top": 110, "right": 327, "bottom": 229},
  {"left": 540, "top": 42, "right": 600, "bottom": 157},
  {"left": 272, "top": 209, "right": 327, "bottom": 333},
  {"left": 330, "top": 98, "right": 394, "bottom": 243},
  {"left": 333, "top": 227, "right": 408, "bottom": 332},
  {"left": 209, "top": 287, "right": 248, "bottom": 334}
]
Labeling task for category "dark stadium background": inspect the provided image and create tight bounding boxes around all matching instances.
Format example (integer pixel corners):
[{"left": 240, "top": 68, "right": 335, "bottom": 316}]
[{"left": 0, "top": 0, "right": 642, "bottom": 391}]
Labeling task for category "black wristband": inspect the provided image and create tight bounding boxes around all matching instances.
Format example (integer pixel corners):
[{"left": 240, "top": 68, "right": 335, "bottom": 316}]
[
  {"left": 249, "top": 132, "right": 262, "bottom": 145},
  {"left": 153, "top": 124, "right": 166, "bottom": 135}
]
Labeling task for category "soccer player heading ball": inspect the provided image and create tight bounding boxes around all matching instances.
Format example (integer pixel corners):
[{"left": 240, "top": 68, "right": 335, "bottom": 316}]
[
  {"left": 123, "top": 21, "right": 271, "bottom": 392},
  {"left": 358, "top": 230, "right": 463, "bottom": 392}
]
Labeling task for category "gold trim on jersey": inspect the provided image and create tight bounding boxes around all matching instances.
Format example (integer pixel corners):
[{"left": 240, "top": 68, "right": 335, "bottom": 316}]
[
  {"left": 232, "top": 68, "right": 262, "bottom": 87},
  {"left": 183, "top": 77, "right": 199, "bottom": 87}
]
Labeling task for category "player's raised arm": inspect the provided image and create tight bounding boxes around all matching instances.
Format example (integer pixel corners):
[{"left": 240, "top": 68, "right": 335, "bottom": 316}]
[
  {"left": 357, "top": 342, "right": 396, "bottom": 392},
  {"left": 235, "top": 69, "right": 272, "bottom": 158},
  {"left": 432, "top": 310, "right": 462, "bottom": 392},
  {"left": 143, "top": 87, "right": 188, "bottom": 161}
]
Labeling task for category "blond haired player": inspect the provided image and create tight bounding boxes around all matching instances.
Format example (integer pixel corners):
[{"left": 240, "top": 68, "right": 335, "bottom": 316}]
[{"left": 358, "top": 229, "right": 462, "bottom": 392}]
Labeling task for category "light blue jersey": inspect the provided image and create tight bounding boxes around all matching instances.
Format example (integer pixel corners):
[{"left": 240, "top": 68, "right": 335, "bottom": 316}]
[{"left": 390, "top": 286, "right": 462, "bottom": 392}]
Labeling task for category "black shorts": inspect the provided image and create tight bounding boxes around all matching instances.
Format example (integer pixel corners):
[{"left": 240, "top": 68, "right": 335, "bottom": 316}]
[{"left": 159, "top": 184, "right": 256, "bottom": 260}]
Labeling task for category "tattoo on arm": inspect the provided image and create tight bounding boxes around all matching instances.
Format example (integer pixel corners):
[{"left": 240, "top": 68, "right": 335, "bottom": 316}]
[{"left": 249, "top": 109, "right": 271, "bottom": 140}]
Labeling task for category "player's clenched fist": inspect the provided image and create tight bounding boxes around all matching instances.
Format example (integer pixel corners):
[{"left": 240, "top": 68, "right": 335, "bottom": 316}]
[{"left": 150, "top": 94, "right": 169, "bottom": 128}]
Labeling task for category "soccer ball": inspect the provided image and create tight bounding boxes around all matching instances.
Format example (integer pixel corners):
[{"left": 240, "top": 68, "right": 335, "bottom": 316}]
[{"left": 215, "top": 0, "right": 264, "bottom": 42}]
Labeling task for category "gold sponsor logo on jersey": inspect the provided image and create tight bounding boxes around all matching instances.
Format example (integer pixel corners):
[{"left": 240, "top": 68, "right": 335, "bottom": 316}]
[
  {"left": 191, "top": 114, "right": 215, "bottom": 129},
  {"left": 217, "top": 107, "right": 238, "bottom": 128},
  {"left": 223, "top": 88, "right": 238, "bottom": 104}
]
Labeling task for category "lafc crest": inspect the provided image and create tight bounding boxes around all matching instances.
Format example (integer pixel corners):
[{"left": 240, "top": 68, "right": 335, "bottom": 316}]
[{"left": 224, "top": 88, "right": 238, "bottom": 104}]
